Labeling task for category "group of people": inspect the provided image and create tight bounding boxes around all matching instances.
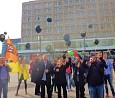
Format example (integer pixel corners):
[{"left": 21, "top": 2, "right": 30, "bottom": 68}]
[{"left": 0, "top": 52, "right": 115, "bottom": 98}]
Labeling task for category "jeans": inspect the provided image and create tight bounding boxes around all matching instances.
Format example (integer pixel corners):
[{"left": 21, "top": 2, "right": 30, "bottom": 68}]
[
  {"left": 88, "top": 84, "right": 104, "bottom": 98},
  {"left": 104, "top": 74, "right": 115, "bottom": 96},
  {"left": 66, "top": 73, "right": 72, "bottom": 90},
  {"left": 0, "top": 80, "right": 8, "bottom": 98}
]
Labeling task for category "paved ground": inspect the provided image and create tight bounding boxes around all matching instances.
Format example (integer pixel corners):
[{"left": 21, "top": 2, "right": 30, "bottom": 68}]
[{"left": 6, "top": 73, "right": 115, "bottom": 98}]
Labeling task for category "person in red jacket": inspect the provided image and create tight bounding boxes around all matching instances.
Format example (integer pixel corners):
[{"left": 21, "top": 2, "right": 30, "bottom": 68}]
[{"left": 29, "top": 59, "right": 34, "bottom": 75}]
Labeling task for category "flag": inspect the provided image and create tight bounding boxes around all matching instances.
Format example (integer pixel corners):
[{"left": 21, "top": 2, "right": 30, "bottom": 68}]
[
  {"left": 7, "top": 62, "right": 20, "bottom": 73},
  {"left": 68, "top": 50, "right": 78, "bottom": 57},
  {"left": 5, "top": 36, "right": 18, "bottom": 62}
]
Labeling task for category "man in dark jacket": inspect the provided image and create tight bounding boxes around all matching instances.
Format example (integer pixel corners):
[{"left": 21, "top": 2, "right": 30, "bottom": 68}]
[
  {"left": 87, "top": 52, "right": 108, "bottom": 98},
  {"left": 40, "top": 54, "right": 54, "bottom": 98},
  {"left": 31, "top": 57, "right": 41, "bottom": 96},
  {"left": 73, "top": 54, "right": 88, "bottom": 98},
  {"left": 0, "top": 62, "right": 12, "bottom": 98}
]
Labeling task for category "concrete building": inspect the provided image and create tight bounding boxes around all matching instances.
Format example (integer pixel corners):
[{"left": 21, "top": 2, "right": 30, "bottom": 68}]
[{"left": 18, "top": 0, "right": 115, "bottom": 55}]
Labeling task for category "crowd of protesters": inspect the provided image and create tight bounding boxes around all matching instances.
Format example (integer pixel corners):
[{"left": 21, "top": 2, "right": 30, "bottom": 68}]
[
  {"left": 0, "top": 52, "right": 115, "bottom": 98},
  {"left": 28, "top": 52, "right": 115, "bottom": 98}
]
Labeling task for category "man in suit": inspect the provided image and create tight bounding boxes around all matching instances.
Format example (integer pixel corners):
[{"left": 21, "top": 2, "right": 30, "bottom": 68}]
[{"left": 40, "top": 54, "right": 54, "bottom": 98}]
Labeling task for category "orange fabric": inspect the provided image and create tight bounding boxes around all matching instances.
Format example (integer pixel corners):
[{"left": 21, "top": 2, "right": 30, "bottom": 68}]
[{"left": 5, "top": 36, "right": 18, "bottom": 62}]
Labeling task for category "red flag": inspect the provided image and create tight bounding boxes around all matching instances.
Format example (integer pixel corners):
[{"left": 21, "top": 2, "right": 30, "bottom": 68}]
[{"left": 5, "top": 36, "right": 18, "bottom": 62}]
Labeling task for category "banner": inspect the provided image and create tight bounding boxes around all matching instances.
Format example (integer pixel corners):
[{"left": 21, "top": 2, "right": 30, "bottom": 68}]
[
  {"left": 5, "top": 36, "right": 18, "bottom": 62},
  {"left": 7, "top": 62, "right": 20, "bottom": 73}
]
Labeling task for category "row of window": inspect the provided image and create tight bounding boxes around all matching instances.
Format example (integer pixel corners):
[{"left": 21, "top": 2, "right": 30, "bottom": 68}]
[
  {"left": 23, "top": 9, "right": 115, "bottom": 17},
  {"left": 23, "top": 0, "right": 98, "bottom": 9},
  {"left": 22, "top": 16, "right": 115, "bottom": 28},
  {"left": 23, "top": 17, "right": 113, "bottom": 28},
  {"left": 22, "top": 23, "right": 115, "bottom": 35},
  {"left": 23, "top": 1, "right": 115, "bottom": 10}
]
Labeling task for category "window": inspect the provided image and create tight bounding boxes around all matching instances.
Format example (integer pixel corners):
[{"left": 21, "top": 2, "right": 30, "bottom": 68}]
[
  {"left": 87, "top": 11, "right": 97, "bottom": 16},
  {"left": 38, "top": 3, "right": 42, "bottom": 8},
  {"left": 112, "top": 10, "right": 115, "bottom": 14},
  {"left": 54, "top": 1, "right": 62, "bottom": 6},
  {"left": 87, "top": 5, "right": 97, "bottom": 9},
  {"left": 33, "top": 9, "right": 41, "bottom": 15},
  {"left": 54, "top": 8, "right": 62, "bottom": 13},
  {"left": 112, "top": 17, "right": 115, "bottom": 21},
  {"left": 99, "top": 3, "right": 109, "bottom": 8},
  {"left": 93, "top": 24, "right": 98, "bottom": 29},
  {"left": 110, "top": 2, "right": 115, "bottom": 7},
  {"left": 48, "top": 2, "right": 52, "bottom": 7},
  {"left": 76, "top": 5, "right": 84, "bottom": 10},
  {"left": 100, "top": 10, "right": 108, "bottom": 15}
]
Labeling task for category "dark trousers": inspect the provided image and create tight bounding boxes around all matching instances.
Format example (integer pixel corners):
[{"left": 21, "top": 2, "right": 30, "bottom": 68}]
[
  {"left": 75, "top": 81, "right": 85, "bottom": 98},
  {"left": 17, "top": 78, "right": 27, "bottom": 92},
  {"left": 104, "top": 74, "right": 115, "bottom": 96},
  {"left": 35, "top": 84, "right": 41, "bottom": 95},
  {"left": 51, "top": 78, "right": 57, "bottom": 92},
  {"left": 0, "top": 80, "right": 8, "bottom": 98},
  {"left": 57, "top": 84, "right": 67, "bottom": 98},
  {"left": 41, "top": 80, "right": 52, "bottom": 98}
]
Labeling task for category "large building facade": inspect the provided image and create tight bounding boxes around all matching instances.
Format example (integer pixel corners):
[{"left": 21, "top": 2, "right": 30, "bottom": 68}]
[{"left": 18, "top": 0, "right": 115, "bottom": 54}]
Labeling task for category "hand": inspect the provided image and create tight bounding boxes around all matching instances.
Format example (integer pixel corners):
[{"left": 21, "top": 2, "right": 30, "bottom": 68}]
[
  {"left": 37, "top": 68, "right": 39, "bottom": 71},
  {"left": 56, "top": 69, "right": 59, "bottom": 72},
  {"left": 65, "top": 58, "right": 69, "bottom": 62},
  {"left": 45, "top": 69, "right": 49, "bottom": 73},
  {"left": 5, "top": 64, "right": 9, "bottom": 66}
]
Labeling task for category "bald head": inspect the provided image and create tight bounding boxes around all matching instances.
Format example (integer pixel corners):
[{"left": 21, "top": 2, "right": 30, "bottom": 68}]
[
  {"left": 43, "top": 54, "right": 48, "bottom": 62},
  {"left": 103, "top": 53, "right": 108, "bottom": 60}
]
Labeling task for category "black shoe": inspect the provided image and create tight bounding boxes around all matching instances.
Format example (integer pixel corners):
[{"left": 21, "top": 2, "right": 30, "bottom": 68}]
[
  {"left": 35, "top": 93, "right": 41, "bottom": 96},
  {"left": 54, "top": 91, "right": 58, "bottom": 93}
]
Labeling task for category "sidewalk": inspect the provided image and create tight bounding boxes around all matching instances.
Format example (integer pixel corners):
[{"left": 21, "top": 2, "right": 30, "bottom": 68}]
[{"left": 7, "top": 73, "right": 115, "bottom": 98}]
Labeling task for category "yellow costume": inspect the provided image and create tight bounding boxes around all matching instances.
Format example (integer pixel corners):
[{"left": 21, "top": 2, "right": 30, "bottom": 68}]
[{"left": 18, "top": 64, "right": 29, "bottom": 80}]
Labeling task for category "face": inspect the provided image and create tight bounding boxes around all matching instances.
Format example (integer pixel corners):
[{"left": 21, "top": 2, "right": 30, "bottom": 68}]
[
  {"left": 0, "top": 58, "right": 5, "bottom": 66},
  {"left": 56, "top": 60, "right": 63, "bottom": 67},
  {"left": 76, "top": 57, "right": 80, "bottom": 62},
  {"left": 98, "top": 52, "right": 103, "bottom": 58},
  {"left": 90, "top": 55, "right": 96, "bottom": 63},
  {"left": 103, "top": 54, "right": 108, "bottom": 60},
  {"left": 43, "top": 55, "right": 48, "bottom": 62}
]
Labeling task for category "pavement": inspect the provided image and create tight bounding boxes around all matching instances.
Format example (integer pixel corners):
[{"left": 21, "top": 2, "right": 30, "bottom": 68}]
[{"left": 6, "top": 73, "right": 115, "bottom": 98}]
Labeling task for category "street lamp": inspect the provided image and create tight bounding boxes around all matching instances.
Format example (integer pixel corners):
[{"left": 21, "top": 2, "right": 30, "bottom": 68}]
[
  {"left": 80, "top": 32, "right": 86, "bottom": 52},
  {"left": 38, "top": 36, "right": 43, "bottom": 53}
]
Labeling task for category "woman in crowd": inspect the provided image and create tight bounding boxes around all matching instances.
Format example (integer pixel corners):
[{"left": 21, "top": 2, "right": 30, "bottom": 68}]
[
  {"left": 66, "top": 57, "right": 73, "bottom": 92},
  {"left": 51, "top": 58, "right": 58, "bottom": 93},
  {"left": 54, "top": 57, "right": 70, "bottom": 98},
  {"left": 15, "top": 58, "right": 29, "bottom": 96}
]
